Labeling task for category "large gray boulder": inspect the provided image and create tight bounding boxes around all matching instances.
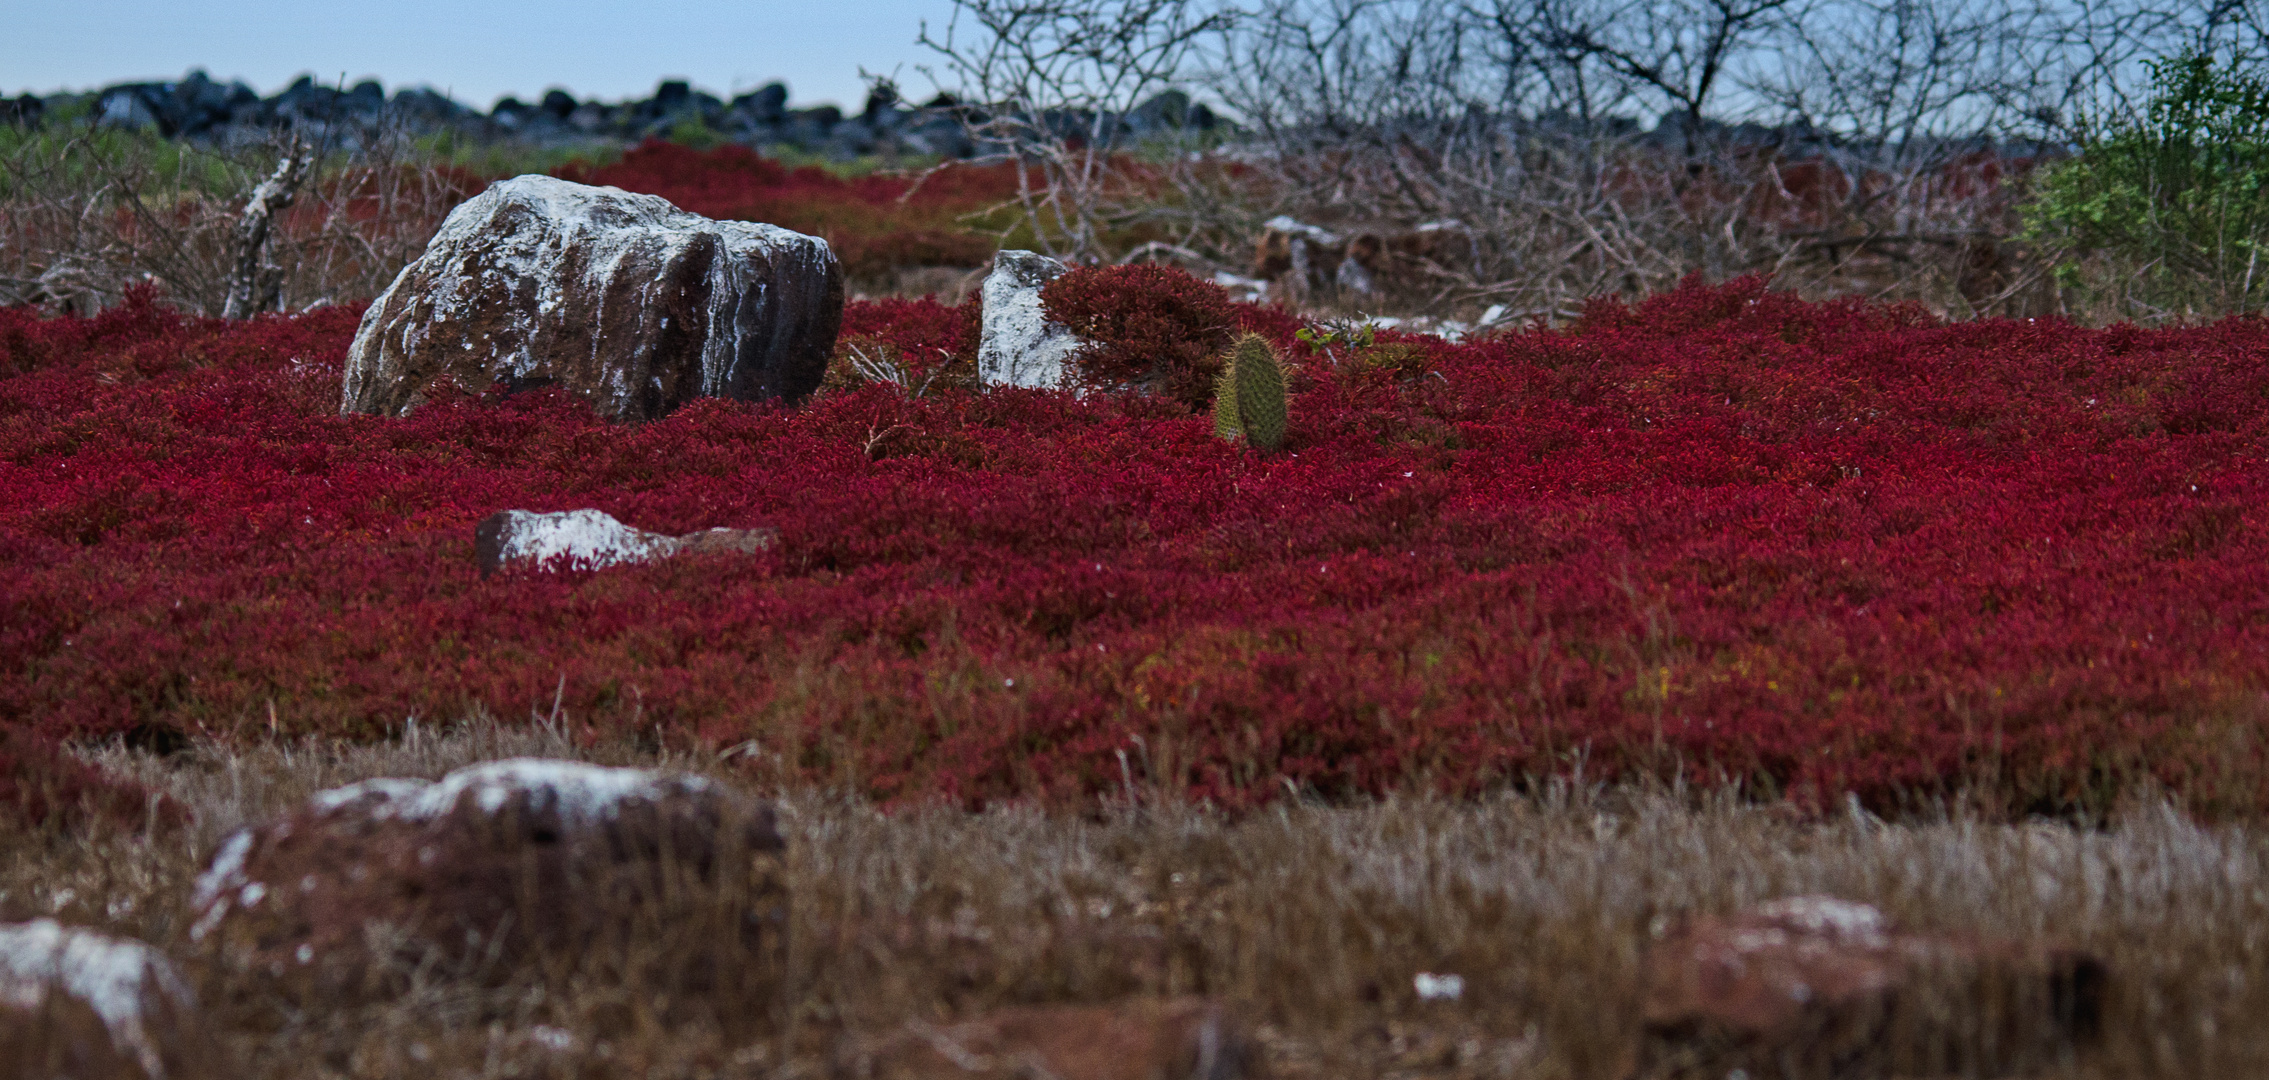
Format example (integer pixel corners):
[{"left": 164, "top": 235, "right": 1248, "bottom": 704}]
[
  {"left": 341, "top": 175, "right": 843, "bottom": 422},
  {"left": 976, "top": 250, "right": 1083, "bottom": 390}
]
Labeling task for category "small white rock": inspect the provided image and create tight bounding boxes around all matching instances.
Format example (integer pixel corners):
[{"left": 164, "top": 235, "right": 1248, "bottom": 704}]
[{"left": 1413, "top": 971, "right": 1465, "bottom": 1001}]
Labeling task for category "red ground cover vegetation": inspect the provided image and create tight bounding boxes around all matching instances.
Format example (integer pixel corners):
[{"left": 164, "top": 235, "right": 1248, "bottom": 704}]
[
  {"left": 1042, "top": 264, "right": 1240, "bottom": 409},
  {"left": 555, "top": 141, "right": 1022, "bottom": 280},
  {"left": 834, "top": 295, "right": 983, "bottom": 391},
  {"left": 6, "top": 276, "right": 2269, "bottom": 814}
]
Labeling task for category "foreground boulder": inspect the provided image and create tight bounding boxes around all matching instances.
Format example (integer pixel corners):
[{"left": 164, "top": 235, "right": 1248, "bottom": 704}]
[
  {"left": 976, "top": 250, "right": 1082, "bottom": 390},
  {"left": 341, "top": 174, "right": 843, "bottom": 422},
  {"left": 0, "top": 920, "right": 225, "bottom": 1080},
  {"left": 474, "top": 508, "right": 777, "bottom": 576},
  {"left": 837, "top": 998, "right": 1250, "bottom": 1080},
  {"left": 1636, "top": 895, "right": 2105, "bottom": 1079},
  {"left": 190, "top": 759, "right": 785, "bottom": 1000}
]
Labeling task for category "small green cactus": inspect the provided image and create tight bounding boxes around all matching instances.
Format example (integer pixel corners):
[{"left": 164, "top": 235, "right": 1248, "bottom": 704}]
[
  {"left": 1213, "top": 334, "right": 1288, "bottom": 452},
  {"left": 1212, "top": 365, "right": 1242, "bottom": 440}
]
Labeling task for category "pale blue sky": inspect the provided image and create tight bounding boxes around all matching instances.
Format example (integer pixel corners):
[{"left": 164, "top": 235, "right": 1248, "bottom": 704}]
[{"left": 7, "top": 0, "right": 964, "bottom": 109}]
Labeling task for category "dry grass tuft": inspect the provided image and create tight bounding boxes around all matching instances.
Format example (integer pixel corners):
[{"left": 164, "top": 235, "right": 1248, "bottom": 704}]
[{"left": 0, "top": 720, "right": 2260, "bottom": 1077}]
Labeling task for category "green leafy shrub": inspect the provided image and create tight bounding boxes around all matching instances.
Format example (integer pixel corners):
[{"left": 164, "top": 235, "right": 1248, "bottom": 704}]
[{"left": 2025, "top": 50, "right": 2269, "bottom": 318}]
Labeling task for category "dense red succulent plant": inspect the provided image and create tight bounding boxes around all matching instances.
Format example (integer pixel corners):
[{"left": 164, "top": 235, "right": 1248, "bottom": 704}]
[
  {"left": 834, "top": 295, "right": 984, "bottom": 392},
  {"left": 9, "top": 276, "right": 2269, "bottom": 816},
  {"left": 1040, "top": 264, "right": 1238, "bottom": 409}
]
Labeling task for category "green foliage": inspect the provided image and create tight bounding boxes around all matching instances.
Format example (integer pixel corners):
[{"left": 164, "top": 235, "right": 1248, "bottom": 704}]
[
  {"left": 0, "top": 123, "right": 250, "bottom": 200},
  {"left": 1294, "top": 323, "right": 1375, "bottom": 354},
  {"left": 413, "top": 128, "right": 619, "bottom": 178},
  {"left": 2025, "top": 49, "right": 2269, "bottom": 318},
  {"left": 668, "top": 116, "right": 725, "bottom": 151},
  {"left": 1214, "top": 334, "right": 1287, "bottom": 452}
]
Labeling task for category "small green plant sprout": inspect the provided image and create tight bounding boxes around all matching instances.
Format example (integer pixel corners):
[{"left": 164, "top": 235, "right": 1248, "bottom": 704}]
[
  {"left": 1213, "top": 334, "right": 1288, "bottom": 452},
  {"left": 1293, "top": 322, "right": 1376, "bottom": 368}
]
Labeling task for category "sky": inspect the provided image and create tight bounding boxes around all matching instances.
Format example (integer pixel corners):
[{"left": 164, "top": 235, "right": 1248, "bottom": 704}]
[{"left": 6, "top": 0, "right": 965, "bottom": 110}]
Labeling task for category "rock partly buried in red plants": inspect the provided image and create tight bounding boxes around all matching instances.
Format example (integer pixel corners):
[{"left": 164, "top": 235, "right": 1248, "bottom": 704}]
[
  {"left": 1636, "top": 895, "right": 2106, "bottom": 1079},
  {"left": 0, "top": 919, "right": 228, "bottom": 1080},
  {"left": 976, "top": 250, "right": 1081, "bottom": 390},
  {"left": 341, "top": 174, "right": 844, "bottom": 422},
  {"left": 473, "top": 508, "right": 777, "bottom": 577},
  {"left": 837, "top": 997, "right": 1251, "bottom": 1080},
  {"left": 189, "top": 759, "right": 786, "bottom": 998}
]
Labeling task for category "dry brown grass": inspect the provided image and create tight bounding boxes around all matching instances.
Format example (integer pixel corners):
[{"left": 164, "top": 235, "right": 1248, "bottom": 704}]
[{"left": 1, "top": 719, "right": 2265, "bottom": 1078}]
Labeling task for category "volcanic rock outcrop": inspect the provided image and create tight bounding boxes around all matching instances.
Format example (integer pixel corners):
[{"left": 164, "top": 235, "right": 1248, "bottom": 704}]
[
  {"left": 190, "top": 759, "right": 786, "bottom": 998},
  {"left": 341, "top": 175, "right": 843, "bottom": 422},
  {"left": 24, "top": 73, "right": 1222, "bottom": 162},
  {"left": 0, "top": 920, "right": 224, "bottom": 1080},
  {"left": 1637, "top": 895, "right": 2105, "bottom": 1078}
]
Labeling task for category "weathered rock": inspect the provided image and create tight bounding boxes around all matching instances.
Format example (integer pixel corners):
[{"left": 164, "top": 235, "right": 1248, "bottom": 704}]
[
  {"left": 0, "top": 920, "right": 225, "bottom": 1080},
  {"left": 341, "top": 174, "right": 843, "bottom": 422},
  {"left": 1636, "top": 895, "right": 2105, "bottom": 1079},
  {"left": 1249, "top": 216, "right": 1344, "bottom": 305},
  {"left": 837, "top": 998, "right": 1250, "bottom": 1080},
  {"left": 976, "top": 250, "right": 1083, "bottom": 390},
  {"left": 190, "top": 760, "right": 786, "bottom": 1000},
  {"left": 472, "top": 508, "right": 777, "bottom": 577}
]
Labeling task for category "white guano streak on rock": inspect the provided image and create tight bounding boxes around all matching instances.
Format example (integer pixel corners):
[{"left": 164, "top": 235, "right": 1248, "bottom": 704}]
[
  {"left": 305, "top": 759, "right": 711, "bottom": 824},
  {"left": 344, "top": 174, "right": 839, "bottom": 422},
  {"left": 194, "top": 762, "right": 712, "bottom": 942},
  {"left": 0, "top": 919, "right": 192, "bottom": 1080},
  {"left": 1752, "top": 895, "right": 1890, "bottom": 943},
  {"left": 341, "top": 264, "right": 416, "bottom": 411},
  {"left": 306, "top": 776, "right": 431, "bottom": 814},
  {"left": 977, "top": 251, "right": 1081, "bottom": 390},
  {"left": 494, "top": 176, "right": 813, "bottom": 397},
  {"left": 192, "top": 831, "right": 255, "bottom": 911},
  {"left": 495, "top": 508, "right": 677, "bottom": 570}
]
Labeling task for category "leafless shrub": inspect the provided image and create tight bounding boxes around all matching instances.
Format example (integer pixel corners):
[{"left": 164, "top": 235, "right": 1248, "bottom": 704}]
[
  {"left": 0, "top": 119, "right": 468, "bottom": 317},
  {"left": 219, "top": 147, "right": 313, "bottom": 320},
  {"left": 919, "top": 0, "right": 1235, "bottom": 262},
  {"left": 1166, "top": 0, "right": 2261, "bottom": 320}
]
